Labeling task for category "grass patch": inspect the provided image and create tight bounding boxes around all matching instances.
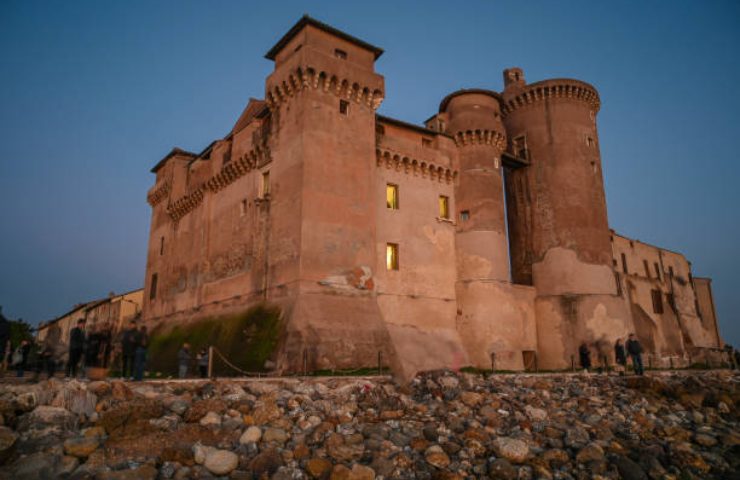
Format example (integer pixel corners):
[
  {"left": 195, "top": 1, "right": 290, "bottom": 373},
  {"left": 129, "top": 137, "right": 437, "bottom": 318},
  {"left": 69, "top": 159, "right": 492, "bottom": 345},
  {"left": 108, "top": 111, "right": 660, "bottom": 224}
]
[{"left": 147, "top": 304, "right": 282, "bottom": 377}]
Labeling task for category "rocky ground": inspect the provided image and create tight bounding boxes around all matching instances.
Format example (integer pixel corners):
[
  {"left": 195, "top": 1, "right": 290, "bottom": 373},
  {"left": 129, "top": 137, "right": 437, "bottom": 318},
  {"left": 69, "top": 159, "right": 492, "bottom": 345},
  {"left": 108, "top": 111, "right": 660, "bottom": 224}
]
[{"left": 0, "top": 370, "right": 737, "bottom": 479}]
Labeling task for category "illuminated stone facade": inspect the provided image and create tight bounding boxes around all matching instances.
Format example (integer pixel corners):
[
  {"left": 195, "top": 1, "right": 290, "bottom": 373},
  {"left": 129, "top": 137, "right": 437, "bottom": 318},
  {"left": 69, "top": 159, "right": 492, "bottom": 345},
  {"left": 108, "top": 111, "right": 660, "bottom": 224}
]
[{"left": 142, "top": 16, "right": 722, "bottom": 375}]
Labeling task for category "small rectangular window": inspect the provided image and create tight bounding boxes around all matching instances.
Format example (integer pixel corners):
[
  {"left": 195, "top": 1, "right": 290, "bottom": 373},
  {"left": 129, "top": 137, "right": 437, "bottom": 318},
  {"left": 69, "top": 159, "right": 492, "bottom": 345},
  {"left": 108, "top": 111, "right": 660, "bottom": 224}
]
[
  {"left": 339, "top": 100, "right": 349, "bottom": 115},
  {"left": 240, "top": 199, "right": 248, "bottom": 216},
  {"left": 334, "top": 48, "right": 347, "bottom": 59},
  {"left": 460, "top": 210, "right": 470, "bottom": 222},
  {"left": 422, "top": 138, "right": 432, "bottom": 148},
  {"left": 651, "top": 289, "right": 663, "bottom": 314},
  {"left": 614, "top": 272, "right": 623, "bottom": 296},
  {"left": 654, "top": 262, "right": 661, "bottom": 281},
  {"left": 260, "top": 171, "right": 270, "bottom": 198},
  {"left": 150, "top": 273, "right": 158, "bottom": 300},
  {"left": 386, "top": 184, "right": 399, "bottom": 209},
  {"left": 160, "top": 237, "right": 165, "bottom": 256},
  {"left": 669, "top": 266, "right": 674, "bottom": 278},
  {"left": 586, "top": 136, "right": 595, "bottom": 147},
  {"left": 386, "top": 243, "right": 399, "bottom": 270},
  {"left": 621, "top": 253, "right": 628, "bottom": 274},
  {"left": 376, "top": 124, "right": 385, "bottom": 136},
  {"left": 439, "top": 195, "right": 449, "bottom": 219},
  {"left": 643, "top": 260, "right": 650, "bottom": 278}
]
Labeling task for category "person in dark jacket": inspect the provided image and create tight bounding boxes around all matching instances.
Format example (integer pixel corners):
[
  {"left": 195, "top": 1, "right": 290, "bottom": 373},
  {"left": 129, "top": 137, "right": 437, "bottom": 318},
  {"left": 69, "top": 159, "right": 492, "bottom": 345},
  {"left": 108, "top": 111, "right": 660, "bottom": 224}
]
[
  {"left": 66, "top": 319, "right": 86, "bottom": 377},
  {"left": 197, "top": 348, "right": 209, "bottom": 378},
  {"left": 133, "top": 325, "right": 149, "bottom": 381},
  {"left": 626, "top": 333, "right": 644, "bottom": 375},
  {"left": 120, "top": 321, "right": 139, "bottom": 380},
  {"left": 178, "top": 343, "right": 191, "bottom": 379},
  {"left": 614, "top": 339, "right": 627, "bottom": 370},
  {"left": 579, "top": 343, "right": 592, "bottom": 372}
]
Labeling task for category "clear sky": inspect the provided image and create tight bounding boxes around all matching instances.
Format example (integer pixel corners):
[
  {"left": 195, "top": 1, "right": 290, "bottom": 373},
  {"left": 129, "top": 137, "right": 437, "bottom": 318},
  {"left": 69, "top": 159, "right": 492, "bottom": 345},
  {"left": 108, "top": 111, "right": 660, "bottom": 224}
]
[{"left": 1, "top": 1, "right": 738, "bottom": 346}]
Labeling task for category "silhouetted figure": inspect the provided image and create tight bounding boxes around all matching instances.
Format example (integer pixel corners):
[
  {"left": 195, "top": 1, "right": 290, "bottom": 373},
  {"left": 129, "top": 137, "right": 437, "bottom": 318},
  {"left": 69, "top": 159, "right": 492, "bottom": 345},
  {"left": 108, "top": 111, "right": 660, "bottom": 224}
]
[
  {"left": 0, "top": 306, "right": 10, "bottom": 373},
  {"left": 579, "top": 343, "right": 592, "bottom": 372},
  {"left": 178, "top": 343, "right": 191, "bottom": 379},
  {"left": 134, "top": 326, "right": 148, "bottom": 381},
  {"left": 120, "top": 321, "right": 139, "bottom": 379},
  {"left": 66, "top": 319, "right": 86, "bottom": 377},
  {"left": 614, "top": 339, "right": 627, "bottom": 371},
  {"left": 626, "top": 333, "right": 644, "bottom": 375},
  {"left": 197, "top": 348, "right": 209, "bottom": 378}
]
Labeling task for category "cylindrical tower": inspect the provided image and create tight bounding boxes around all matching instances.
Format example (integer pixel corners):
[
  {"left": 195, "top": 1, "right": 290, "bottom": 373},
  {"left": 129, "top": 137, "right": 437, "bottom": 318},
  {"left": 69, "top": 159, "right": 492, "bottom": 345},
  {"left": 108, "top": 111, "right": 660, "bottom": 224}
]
[
  {"left": 501, "top": 67, "right": 629, "bottom": 368},
  {"left": 441, "top": 90, "right": 509, "bottom": 282}
]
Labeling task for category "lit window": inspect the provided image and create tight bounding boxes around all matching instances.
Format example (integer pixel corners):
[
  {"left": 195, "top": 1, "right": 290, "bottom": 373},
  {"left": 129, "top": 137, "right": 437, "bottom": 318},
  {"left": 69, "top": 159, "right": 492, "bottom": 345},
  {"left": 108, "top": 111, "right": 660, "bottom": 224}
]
[
  {"left": 339, "top": 100, "right": 349, "bottom": 115},
  {"left": 386, "top": 243, "right": 399, "bottom": 270},
  {"left": 150, "top": 273, "right": 158, "bottom": 300},
  {"left": 438, "top": 195, "right": 449, "bottom": 219},
  {"left": 260, "top": 171, "right": 270, "bottom": 198},
  {"left": 386, "top": 184, "right": 398, "bottom": 209},
  {"left": 334, "top": 48, "right": 347, "bottom": 59},
  {"left": 460, "top": 210, "right": 470, "bottom": 222}
]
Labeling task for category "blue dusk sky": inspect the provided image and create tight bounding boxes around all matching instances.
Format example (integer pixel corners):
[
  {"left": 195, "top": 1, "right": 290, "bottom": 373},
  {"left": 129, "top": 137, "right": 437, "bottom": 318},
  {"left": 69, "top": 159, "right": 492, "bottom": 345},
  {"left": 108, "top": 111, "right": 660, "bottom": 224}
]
[{"left": 1, "top": 1, "right": 738, "bottom": 346}]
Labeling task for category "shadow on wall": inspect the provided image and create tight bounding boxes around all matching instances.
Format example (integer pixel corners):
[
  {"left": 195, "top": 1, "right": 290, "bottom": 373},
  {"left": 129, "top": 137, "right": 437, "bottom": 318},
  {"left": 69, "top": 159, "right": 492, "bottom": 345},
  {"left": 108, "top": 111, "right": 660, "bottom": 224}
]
[{"left": 146, "top": 304, "right": 282, "bottom": 376}]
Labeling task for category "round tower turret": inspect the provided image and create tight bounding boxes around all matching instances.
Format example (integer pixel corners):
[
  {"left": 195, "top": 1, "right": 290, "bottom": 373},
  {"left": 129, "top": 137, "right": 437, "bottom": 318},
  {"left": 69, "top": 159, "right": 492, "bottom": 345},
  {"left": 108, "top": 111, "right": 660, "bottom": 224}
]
[
  {"left": 440, "top": 89, "right": 509, "bottom": 281},
  {"left": 501, "top": 68, "right": 629, "bottom": 369}
]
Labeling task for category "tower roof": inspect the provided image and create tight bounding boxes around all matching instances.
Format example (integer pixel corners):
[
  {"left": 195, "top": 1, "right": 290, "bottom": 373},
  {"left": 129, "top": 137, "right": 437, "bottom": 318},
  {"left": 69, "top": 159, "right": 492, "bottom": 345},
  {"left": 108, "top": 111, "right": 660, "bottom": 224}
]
[{"left": 264, "top": 15, "right": 384, "bottom": 61}]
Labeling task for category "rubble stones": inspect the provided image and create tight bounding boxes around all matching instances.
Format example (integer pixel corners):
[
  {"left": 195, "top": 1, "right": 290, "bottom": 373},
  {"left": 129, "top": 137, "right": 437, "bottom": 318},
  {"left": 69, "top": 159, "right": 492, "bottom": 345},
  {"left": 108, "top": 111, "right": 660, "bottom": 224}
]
[{"left": 0, "top": 371, "right": 736, "bottom": 479}]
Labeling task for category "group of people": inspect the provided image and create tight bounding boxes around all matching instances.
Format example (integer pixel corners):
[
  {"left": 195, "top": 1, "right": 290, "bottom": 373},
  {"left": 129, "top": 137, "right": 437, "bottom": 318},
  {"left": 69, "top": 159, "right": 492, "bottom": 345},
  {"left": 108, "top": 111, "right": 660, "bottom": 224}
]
[
  {"left": 177, "top": 343, "right": 211, "bottom": 379},
  {"left": 65, "top": 319, "right": 150, "bottom": 380},
  {"left": 578, "top": 333, "right": 645, "bottom": 375}
]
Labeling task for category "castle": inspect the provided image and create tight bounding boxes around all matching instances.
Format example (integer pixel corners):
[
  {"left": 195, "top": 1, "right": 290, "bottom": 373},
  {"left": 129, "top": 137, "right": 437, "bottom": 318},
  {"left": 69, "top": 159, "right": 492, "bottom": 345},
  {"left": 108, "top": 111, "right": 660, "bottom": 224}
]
[{"left": 142, "top": 16, "right": 723, "bottom": 376}]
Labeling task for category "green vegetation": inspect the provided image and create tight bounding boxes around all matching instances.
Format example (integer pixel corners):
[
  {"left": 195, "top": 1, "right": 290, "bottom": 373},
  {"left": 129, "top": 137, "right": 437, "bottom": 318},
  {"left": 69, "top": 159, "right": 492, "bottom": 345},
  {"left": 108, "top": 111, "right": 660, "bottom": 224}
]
[{"left": 147, "top": 304, "right": 282, "bottom": 376}]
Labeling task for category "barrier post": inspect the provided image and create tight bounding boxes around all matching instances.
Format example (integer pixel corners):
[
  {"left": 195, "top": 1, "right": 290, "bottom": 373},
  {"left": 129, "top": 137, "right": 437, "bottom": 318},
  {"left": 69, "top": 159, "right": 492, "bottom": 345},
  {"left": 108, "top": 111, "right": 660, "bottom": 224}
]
[
  {"left": 207, "top": 346, "right": 214, "bottom": 379},
  {"left": 491, "top": 353, "right": 496, "bottom": 373}
]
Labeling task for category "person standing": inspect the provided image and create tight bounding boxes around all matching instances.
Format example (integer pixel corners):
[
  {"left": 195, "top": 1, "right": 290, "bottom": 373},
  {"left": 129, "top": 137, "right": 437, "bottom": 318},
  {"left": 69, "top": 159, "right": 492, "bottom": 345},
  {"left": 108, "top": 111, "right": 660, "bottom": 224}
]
[
  {"left": 178, "top": 343, "right": 191, "bottom": 379},
  {"left": 197, "top": 348, "right": 209, "bottom": 378},
  {"left": 626, "top": 333, "right": 644, "bottom": 375},
  {"left": 133, "top": 325, "right": 149, "bottom": 381},
  {"left": 614, "top": 339, "right": 627, "bottom": 375},
  {"left": 120, "top": 321, "right": 139, "bottom": 380},
  {"left": 13, "top": 340, "right": 31, "bottom": 378},
  {"left": 578, "top": 342, "right": 592, "bottom": 372},
  {"left": 66, "top": 319, "right": 86, "bottom": 377}
]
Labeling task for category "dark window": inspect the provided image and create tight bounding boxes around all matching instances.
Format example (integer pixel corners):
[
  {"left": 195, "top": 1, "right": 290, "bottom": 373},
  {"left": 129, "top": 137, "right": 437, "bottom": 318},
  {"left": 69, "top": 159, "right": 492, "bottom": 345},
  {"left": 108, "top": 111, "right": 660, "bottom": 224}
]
[
  {"left": 339, "top": 100, "right": 349, "bottom": 115},
  {"left": 651, "top": 289, "right": 663, "bottom": 314},
  {"left": 629, "top": 240, "right": 634, "bottom": 248},
  {"left": 654, "top": 262, "right": 661, "bottom": 281},
  {"left": 587, "top": 136, "right": 595, "bottom": 147},
  {"left": 512, "top": 135, "right": 528, "bottom": 159},
  {"left": 621, "top": 253, "right": 628, "bottom": 274},
  {"left": 334, "top": 48, "right": 347, "bottom": 59},
  {"left": 612, "top": 259, "right": 617, "bottom": 267},
  {"left": 376, "top": 124, "right": 385, "bottom": 136},
  {"left": 460, "top": 210, "right": 470, "bottom": 222},
  {"left": 160, "top": 237, "right": 164, "bottom": 256},
  {"left": 150, "top": 274, "right": 158, "bottom": 300},
  {"left": 669, "top": 266, "right": 674, "bottom": 278},
  {"left": 294, "top": 44, "right": 302, "bottom": 53},
  {"left": 615, "top": 272, "right": 623, "bottom": 296},
  {"left": 643, "top": 260, "right": 650, "bottom": 278},
  {"left": 422, "top": 138, "right": 432, "bottom": 147}
]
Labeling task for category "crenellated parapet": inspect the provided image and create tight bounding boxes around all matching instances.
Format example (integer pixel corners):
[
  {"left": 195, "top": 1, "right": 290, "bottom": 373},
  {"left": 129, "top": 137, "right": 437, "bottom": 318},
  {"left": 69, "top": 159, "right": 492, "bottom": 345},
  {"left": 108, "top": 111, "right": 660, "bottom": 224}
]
[
  {"left": 452, "top": 129, "right": 506, "bottom": 150},
  {"left": 376, "top": 148, "right": 457, "bottom": 184},
  {"left": 166, "top": 144, "right": 271, "bottom": 222},
  {"left": 265, "top": 66, "right": 384, "bottom": 111},
  {"left": 147, "top": 178, "right": 171, "bottom": 207},
  {"left": 501, "top": 79, "right": 600, "bottom": 116}
]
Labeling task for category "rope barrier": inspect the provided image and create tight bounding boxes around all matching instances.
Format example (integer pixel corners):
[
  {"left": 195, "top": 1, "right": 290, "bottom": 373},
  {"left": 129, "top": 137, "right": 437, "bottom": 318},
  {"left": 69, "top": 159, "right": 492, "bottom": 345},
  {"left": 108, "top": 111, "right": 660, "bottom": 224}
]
[{"left": 210, "top": 347, "right": 264, "bottom": 377}]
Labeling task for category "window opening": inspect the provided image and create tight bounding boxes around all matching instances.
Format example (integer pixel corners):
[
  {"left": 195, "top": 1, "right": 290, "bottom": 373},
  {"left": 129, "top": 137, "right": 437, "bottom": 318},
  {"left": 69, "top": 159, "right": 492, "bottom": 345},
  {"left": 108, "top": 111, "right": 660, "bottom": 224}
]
[
  {"left": 339, "top": 100, "right": 349, "bottom": 115},
  {"left": 334, "top": 48, "right": 347, "bottom": 59},
  {"left": 150, "top": 274, "right": 158, "bottom": 300},
  {"left": 439, "top": 195, "right": 450, "bottom": 219},
  {"left": 386, "top": 243, "right": 399, "bottom": 270},
  {"left": 651, "top": 289, "right": 663, "bottom": 314},
  {"left": 386, "top": 184, "right": 399, "bottom": 209}
]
